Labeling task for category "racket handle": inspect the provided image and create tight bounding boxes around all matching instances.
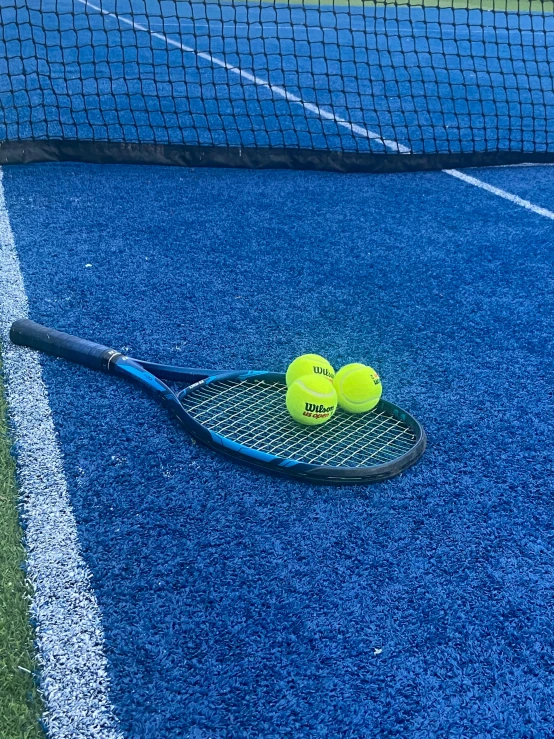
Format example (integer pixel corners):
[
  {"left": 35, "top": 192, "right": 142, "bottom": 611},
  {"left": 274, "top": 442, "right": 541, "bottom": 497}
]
[{"left": 10, "top": 319, "right": 121, "bottom": 372}]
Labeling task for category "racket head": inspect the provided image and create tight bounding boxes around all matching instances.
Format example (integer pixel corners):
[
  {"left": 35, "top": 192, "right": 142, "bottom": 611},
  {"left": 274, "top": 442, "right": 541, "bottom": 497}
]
[{"left": 176, "top": 371, "right": 426, "bottom": 484}]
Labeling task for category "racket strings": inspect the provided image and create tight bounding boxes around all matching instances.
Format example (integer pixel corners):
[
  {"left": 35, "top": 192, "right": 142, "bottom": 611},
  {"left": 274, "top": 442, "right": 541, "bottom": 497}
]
[{"left": 179, "top": 378, "right": 417, "bottom": 468}]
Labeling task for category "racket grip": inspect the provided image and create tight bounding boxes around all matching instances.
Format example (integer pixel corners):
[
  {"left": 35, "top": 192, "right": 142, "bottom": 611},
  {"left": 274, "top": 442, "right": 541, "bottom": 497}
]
[{"left": 10, "top": 319, "right": 120, "bottom": 372}]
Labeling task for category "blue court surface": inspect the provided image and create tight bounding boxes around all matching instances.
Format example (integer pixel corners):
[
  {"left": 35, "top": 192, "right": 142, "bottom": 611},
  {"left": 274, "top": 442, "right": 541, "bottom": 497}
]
[
  {"left": 2, "top": 160, "right": 554, "bottom": 737},
  {"left": 3, "top": 0, "right": 554, "bottom": 736}
]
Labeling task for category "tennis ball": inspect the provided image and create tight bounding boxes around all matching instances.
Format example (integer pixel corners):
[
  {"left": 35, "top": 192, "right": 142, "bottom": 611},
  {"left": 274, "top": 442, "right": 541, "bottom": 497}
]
[
  {"left": 286, "top": 374, "right": 338, "bottom": 426},
  {"left": 286, "top": 353, "right": 335, "bottom": 387},
  {"left": 333, "top": 363, "right": 382, "bottom": 413}
]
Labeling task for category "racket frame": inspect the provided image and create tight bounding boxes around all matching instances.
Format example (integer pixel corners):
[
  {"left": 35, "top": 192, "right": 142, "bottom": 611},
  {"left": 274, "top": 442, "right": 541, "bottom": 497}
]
[{"left": 10, "top": 319, "right": 426, "bottom": 484}]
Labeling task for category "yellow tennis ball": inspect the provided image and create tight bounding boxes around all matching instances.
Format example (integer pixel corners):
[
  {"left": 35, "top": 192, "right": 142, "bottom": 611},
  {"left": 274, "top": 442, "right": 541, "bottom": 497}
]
[
  {"left": 333, "top": 363, "right": 382, "bottom": 413},
  {"left": 285, "top": 353, "right": 335, "bottom": 387},
  {"left": 286, "top": 374, "right": 338, "bottom": 426}
]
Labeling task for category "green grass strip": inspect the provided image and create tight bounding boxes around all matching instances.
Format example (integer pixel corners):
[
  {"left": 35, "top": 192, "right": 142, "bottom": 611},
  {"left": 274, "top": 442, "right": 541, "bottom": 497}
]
[{"left": 0, "top": 359, "right": 43, "bottom": 739}]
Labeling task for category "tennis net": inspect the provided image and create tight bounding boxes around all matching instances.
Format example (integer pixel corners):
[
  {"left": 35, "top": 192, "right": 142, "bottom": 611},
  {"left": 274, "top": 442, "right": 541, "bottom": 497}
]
[{"left": 1, "top": 0, "right": 554, "bottom": 172}]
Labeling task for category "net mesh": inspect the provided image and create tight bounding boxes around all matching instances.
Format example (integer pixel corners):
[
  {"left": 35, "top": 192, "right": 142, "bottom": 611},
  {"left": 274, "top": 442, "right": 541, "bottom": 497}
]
[
  {"left": 2, "top": 0, "right": 554, "bottom": 170},
  {"left": 179, "top": 377, "right": 417, "bottom": 468}
]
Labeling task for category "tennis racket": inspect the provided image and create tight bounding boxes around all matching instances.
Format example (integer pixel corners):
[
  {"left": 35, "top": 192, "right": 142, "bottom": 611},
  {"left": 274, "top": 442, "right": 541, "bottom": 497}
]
[{"left": 10, "top": 320, "right": 426, "bottom": 484}]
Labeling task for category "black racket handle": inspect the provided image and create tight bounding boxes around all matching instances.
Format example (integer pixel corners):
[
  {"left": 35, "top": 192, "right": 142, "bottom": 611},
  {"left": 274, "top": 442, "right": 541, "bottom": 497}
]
[{"left": 10, "top": 319, "right": 121, "bottom": 372}]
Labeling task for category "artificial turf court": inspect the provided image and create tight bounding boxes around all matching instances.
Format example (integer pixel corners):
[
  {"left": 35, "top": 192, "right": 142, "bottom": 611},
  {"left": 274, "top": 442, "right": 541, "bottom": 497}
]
[
  {"left": 1, "top": 160, "right": 554, "bottom": 737},
  {"left": 2, "top": 0, "right": 554, "bottom": 736}
]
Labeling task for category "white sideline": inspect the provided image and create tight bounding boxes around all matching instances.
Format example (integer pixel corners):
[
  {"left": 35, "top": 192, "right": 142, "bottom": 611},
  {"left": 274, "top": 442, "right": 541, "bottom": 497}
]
[
  {"left": 79, "top": 0, "right": 410, "bottom": 154},
  {"left": 78, "top": 0, "right": 554, "bottom": 221},
  {"left": 0, "top": 169, "right": 123, "bottom": 739},
  {"left": 444, "top": 169, "right": 554, "bottom": 220}
]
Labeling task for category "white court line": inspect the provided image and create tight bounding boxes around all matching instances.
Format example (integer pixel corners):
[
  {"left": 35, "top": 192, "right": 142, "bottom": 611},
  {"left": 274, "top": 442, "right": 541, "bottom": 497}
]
[
  {"left": 79, "top": 0, "right": 554, "bottom": 220},
  {"left": 0, "top": 170, "right": 123, "bottom": 739},
  {"left": 444, "top": 169, "right": 554, "bottom": 220},
  {"left": 79, "top": 0, "right": 408, "bottom": 154}
]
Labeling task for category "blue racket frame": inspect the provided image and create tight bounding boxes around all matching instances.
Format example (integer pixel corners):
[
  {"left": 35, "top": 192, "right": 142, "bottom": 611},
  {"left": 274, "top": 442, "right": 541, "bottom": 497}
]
[{"left": 10, "top": 320, "right": 426, "bottom": 484}]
